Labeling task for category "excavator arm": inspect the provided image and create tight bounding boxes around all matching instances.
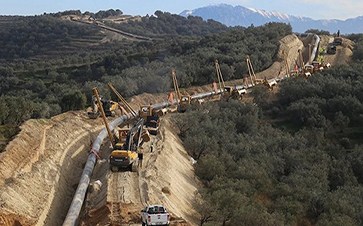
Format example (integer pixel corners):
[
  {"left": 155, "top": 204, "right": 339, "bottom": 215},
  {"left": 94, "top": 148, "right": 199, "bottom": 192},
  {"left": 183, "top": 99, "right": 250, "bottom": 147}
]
[{"left": 125, "top": 118, "right": 144, "bottom": 152}]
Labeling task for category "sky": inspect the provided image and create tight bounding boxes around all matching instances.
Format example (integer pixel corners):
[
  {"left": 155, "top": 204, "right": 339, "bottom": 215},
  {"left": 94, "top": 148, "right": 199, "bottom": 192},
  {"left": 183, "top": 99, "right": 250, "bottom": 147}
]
[{"left": 0, "top": 0, "right": 362, "bottom": 20}]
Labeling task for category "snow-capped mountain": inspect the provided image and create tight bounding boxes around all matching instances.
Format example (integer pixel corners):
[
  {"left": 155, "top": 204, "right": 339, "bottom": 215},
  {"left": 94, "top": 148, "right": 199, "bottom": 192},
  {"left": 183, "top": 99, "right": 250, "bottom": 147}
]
[{"left": 180, "top": 4, "right": 363, "bottom": 34}]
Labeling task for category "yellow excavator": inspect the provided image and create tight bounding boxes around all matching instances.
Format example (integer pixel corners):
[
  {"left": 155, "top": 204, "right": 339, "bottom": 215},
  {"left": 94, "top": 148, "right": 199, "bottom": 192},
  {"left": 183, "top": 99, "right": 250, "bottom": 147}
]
[
  {"left": 87, "top": 95, "right": 118, "bottom": 119},
  {"left": 91, "top": 87, "right": 148, "bottom": 173},
  {"left": 109, "top": 117, "right": 144, "bottom": 172},
  {"left": 108, "top": 83, "right": 160, "bottom": 136}
]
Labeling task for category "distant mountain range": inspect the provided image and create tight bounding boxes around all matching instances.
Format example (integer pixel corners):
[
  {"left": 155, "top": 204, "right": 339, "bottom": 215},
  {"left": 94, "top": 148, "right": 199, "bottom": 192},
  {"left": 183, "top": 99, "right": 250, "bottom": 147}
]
[{"left": 180, "top": 4, "right": 363, "bottom": 34}]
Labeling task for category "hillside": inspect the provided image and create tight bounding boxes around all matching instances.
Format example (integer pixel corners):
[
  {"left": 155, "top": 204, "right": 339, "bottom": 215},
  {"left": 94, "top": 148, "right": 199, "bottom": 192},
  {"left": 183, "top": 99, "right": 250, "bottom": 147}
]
[
  {"left": 0, "top": 30, "right": 356, "bottom": 225},
  {"left": 0, "top": 14, "right": 292, "bottom": 153}
]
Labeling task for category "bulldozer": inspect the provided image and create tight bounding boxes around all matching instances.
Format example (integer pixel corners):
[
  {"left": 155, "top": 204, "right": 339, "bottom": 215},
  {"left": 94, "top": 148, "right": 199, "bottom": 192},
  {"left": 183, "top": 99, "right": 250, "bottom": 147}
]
[{"left": 87, "top": 95, "right": 118, "bottom": 119}]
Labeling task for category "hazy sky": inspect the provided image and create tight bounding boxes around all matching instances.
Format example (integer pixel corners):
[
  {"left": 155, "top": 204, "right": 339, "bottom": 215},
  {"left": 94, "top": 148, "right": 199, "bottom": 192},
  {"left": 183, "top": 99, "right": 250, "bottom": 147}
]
[{"left": 0, "top": 0, "right": 362, "bottom": 20}]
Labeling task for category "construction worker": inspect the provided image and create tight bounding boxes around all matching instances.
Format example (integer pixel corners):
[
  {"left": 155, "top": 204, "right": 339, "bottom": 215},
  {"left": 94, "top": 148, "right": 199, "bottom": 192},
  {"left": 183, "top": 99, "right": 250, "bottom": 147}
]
[
  {"left": 213, "top": 80, "right": 217, "bottom": 93},
  {"left": 243, "top": 75, "right": 248, "bottom": 88},
  {"left": 167, "top": 90, "right": 174, "bottom": 105},
  {"left": 138, "top": 153, "right": 143, "bottom": 168},
  {"left": 150, "top": 140, "right": 154, "bottom": 153}
]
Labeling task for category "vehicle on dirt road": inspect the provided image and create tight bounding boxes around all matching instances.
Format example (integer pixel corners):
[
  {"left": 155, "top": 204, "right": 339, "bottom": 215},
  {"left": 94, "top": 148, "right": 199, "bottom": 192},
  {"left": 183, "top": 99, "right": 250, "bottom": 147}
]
[
  {"left": 327, "top": 43, "right": 337, "bottom": 54},
  {"left": 141, "top": 205, "right": 170, "bottom": 226}
]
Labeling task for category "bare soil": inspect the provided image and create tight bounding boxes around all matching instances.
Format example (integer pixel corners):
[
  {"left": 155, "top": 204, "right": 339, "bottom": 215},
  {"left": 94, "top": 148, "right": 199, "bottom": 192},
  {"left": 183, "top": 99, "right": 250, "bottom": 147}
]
[
  {"left": 0, "top": 112, "right": 105, "bottom": 226},
  {"left": 80, "top": 115, "right": 198, "bottom": 226},
  {"left": 319, "top": 35, "right": 354, "bottom": 66},
  {"left": 0, "top": 34, "right": 353, "bottom": 226}
]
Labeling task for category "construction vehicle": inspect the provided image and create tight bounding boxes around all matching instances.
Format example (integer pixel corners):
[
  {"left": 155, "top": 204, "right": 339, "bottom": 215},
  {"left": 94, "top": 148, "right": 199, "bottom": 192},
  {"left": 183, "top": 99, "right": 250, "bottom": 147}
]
[
  {"left": 214, "top": 60, "right": 246, "bottom": 100},
  {"left": 109, "top": 118, "right": 144, "bottom": 172},
  {"left": 141, "top": 205, "right": 170, "bottom": 226},
  {"left": 172, "top": 68, "right": 192, "bottom": 112},
  {"left": 246, "top": 56, "right": 277, "bottom": 90},
  {"left": 139, "top": 105, "right": 160, "bottom": 136},
  {"left": 87, "top": 95, "right": 118, "bottom": 119},
  {"left": 333, "top": 37, "right": 343, "bottom": 45},
  {"left": 327, "top": 43, "right": 337, "bottom": 54},
  {"left": 108, "top": 83, "right": 160, "bottom": 136},
  {"left": 333, "top": 29, "right": 343, "bottom": 45},
  {"left": 90, "top": 85, "right": 150, "bottom": 173},
  {"left": 91, "top": 87, "right": 141, "bottom": 173}
]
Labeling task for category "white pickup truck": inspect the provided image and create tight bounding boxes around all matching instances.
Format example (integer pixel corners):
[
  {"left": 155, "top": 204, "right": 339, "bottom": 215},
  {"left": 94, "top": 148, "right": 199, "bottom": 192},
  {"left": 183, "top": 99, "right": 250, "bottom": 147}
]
[{"left": 141, "top": 205, "right": 170, "bottom": 226}]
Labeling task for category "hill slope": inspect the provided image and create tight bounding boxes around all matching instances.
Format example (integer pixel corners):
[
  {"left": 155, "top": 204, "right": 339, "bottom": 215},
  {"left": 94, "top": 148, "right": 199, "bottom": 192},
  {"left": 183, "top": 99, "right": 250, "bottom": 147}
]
[{"left": 0, "top": 33, "right": 354, "bottom": 225}]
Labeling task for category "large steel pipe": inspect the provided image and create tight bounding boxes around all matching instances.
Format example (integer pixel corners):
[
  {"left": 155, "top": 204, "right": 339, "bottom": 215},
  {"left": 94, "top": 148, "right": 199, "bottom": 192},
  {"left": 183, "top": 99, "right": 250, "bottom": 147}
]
[
  {"left": 62, "top": 94, "right": 220, "bottom": 225},
  {"left": 62, "top": 114, "right": 134, "bottom": 226}
]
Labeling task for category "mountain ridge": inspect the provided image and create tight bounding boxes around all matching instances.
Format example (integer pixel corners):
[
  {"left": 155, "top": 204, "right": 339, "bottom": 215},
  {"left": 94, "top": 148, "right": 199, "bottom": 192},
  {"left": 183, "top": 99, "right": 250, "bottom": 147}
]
[{"left": 180, "top": 3, "right": 363, "bottom": 34}]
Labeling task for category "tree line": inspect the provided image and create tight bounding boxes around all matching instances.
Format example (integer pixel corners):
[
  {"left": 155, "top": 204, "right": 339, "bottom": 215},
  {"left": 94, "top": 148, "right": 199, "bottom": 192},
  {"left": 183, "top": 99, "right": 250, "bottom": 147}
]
[
  {"left": 176, "top": 61, "right": 363, "bottom": 225},
  {"left": 0, "top": 12, "right": 292, "bottom": 128}
]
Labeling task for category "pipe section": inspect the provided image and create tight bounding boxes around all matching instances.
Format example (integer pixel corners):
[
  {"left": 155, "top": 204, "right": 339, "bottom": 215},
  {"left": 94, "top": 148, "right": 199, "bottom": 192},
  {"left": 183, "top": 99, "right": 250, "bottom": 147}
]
[{"left": 62, "top": 114, "right": 133, "bottom": 226}]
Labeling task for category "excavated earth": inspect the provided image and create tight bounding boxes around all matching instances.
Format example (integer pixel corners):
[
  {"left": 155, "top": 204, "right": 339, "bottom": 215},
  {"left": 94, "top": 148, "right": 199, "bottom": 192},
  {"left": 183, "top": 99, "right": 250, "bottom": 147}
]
[{"left": 0, "top": 34, "right": 353, "bottom": 226}]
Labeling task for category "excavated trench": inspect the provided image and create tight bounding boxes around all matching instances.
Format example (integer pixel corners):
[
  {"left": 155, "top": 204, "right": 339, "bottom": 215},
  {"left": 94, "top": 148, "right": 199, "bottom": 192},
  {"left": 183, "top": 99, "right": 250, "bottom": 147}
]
[{"left": 42, "top": 131, "right": 99, "bottom": 226}]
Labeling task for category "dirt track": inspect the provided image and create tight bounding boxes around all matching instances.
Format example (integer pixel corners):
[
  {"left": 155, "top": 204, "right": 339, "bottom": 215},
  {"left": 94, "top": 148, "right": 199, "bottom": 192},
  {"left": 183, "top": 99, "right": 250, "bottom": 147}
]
[
  {"left": 319, "top": 35, "right": 353, "bottom": 66},
  {"left": 0, "top": 34, "right": 353, "bottom": 226}
]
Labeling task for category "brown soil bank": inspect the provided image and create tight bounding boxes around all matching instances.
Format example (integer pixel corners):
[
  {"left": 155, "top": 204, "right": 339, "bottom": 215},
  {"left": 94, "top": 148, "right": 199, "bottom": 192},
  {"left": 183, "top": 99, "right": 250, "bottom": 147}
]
[{"left": 0, "top": 112, "right": 104, "bottom": 226}]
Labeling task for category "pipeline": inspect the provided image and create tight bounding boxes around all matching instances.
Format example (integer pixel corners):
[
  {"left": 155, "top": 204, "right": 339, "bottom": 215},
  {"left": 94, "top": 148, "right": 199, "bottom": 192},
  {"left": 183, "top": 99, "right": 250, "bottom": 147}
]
[
  {"left": 62, "top": 102, "right": 174, "bottom": 225},
  {"left": 307, "top": 33, "right": 320, "bottom": 66},
  {"left": 62, "top": 114, "right": 132, "bottom": 226},
  {"left": 63, "top": 34, "right": 320, "bottom": 225},
  {"left": 297, "top": 33, "right": 320, "bottom": 66},
  {"left": 63, "top": 96, "right": 225, "bottom": 225}
]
